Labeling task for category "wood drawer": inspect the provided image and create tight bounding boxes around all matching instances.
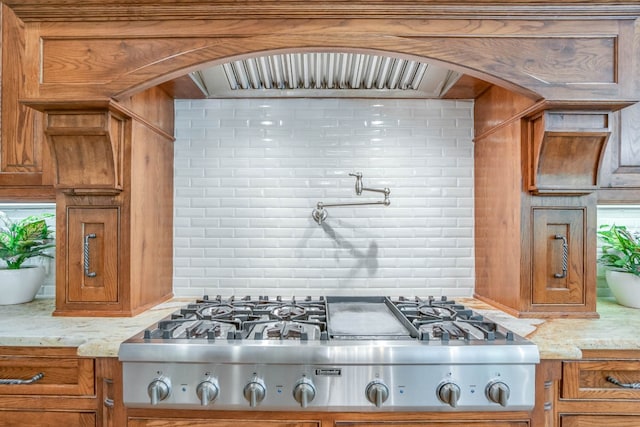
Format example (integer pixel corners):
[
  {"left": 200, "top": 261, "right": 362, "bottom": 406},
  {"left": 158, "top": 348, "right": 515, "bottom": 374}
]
[
  {"left": 562, "top": 358, "right": 640, "bottom": 400},
  {"left": 129, "top": 420, "right": 319, "bottom": 427},
  {"left": 561, "top": 415, "right": 640, "bottom": 427},
  {"left": 0, "top": 410, "right": 95, "bottom": 426},
  {"left": 0, "top": 347, "right": 94, "bottom": 397}
]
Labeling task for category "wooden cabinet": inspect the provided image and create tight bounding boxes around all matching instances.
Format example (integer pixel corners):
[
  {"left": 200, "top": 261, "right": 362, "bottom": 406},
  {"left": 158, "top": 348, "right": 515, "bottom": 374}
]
[
  {"left": 555, "top": 351, "right": 640, "bottom": 426},
  {"left": 129, "top": 420, "right": 319, "bottom": 427},
  {"left": 0, "top": 411, "right": 96, "bottom": 426},
  {"left": 33, "top": 89, "right": 175, "bottom": 316},
  {"left": 336, "top": 422, "right": 528, "bottom": 426},
  {"left": 66, "top": 207, "right": 120, "bottom": 303},
  {"left": 126, "top": 414, "right": 531, "bottom": 427},
  {"left": 473, "top": 85, "right": 600, "bottom": 318},
  {"left": 598, "top": 103, "right": 640, "bottom": 203},
  {"left": 561, "top": 415, "right": 640, "bottom": 427},
  {"left": 0, "top": 5, "right": 54, "bottom": 201},
  {"left": 530, "top": 207, "right": 592, "bottom": 311},
  {"left": 0, "top": 347, "right": 97, "bottom": 425}
]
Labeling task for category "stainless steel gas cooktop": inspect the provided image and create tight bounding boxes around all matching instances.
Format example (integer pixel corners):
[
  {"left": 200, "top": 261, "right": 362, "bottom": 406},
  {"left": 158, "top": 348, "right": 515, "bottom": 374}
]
[{"left": 119, "top": 295, "right": 539, "bottom": 412}]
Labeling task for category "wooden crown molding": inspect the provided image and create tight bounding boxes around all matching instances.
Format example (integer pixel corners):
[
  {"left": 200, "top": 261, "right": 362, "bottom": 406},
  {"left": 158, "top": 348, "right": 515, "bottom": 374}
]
[{"left": 5, "top": 1, "right": 640, "bottom": 21}]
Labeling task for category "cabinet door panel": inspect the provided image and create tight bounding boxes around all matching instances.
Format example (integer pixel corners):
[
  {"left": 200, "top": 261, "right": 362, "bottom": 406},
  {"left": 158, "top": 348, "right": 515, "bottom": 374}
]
[
  {"left": 67, "top": 207, "right": 119, "bottom": 303},
  {"left": 336, "top": 423, "right": 528, "bottom": 426},
  {"left": 532, "top": 208, "right": 585, "bottom": 305},
  {"left": 562, "top": 359, "right": 640, "bottom": 400},
  {"left": 129, "top": 420, "right": 319, "bottom": 427},
  {"left": 561, "top": 415, "right": 640, "bottom": 427},
  {"left": 0, "top": 354, "right": 94, "bottom": 396},
  {"left": 0, "top": 410, "right": 95, "bottom": 427}
]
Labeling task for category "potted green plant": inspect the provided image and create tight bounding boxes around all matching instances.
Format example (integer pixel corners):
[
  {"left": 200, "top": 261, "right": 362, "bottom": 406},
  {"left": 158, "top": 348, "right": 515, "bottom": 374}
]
[
  {"left": 597, "top": 224, "right": 640, "bottom": 308},
  {"left": 0, "top": 211, "right": 55, "bottom": 305}
]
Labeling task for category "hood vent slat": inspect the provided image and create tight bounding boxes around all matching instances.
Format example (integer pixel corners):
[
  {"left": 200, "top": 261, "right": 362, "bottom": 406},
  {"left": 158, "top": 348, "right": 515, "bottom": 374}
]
[
  {"left": 223, "top": 53, "right": 432, "bottom": 91},
  {"left": 192, "top": 52, "right": 461, "bottom": 98}
]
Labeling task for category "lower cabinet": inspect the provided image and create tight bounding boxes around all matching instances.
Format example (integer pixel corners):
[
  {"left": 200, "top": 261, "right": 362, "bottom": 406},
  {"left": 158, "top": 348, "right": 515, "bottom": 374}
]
[
  {"left": 561, "top": 415, "right": 640, "bottom": 427},
  {"left": 0, "top": 347, "right": 120, "bottom": 427},
  {"left": 127, "top": 416, "right": 529, "bottom": 427},
  {"left": 0, "top": 411, "right": 96, "bottom": 427},
  {"left": 556, "top": 350, "right": 640, "bottom": 426},
  {"left": 129, "top": 420, "right": 319, "bottom": 427}
]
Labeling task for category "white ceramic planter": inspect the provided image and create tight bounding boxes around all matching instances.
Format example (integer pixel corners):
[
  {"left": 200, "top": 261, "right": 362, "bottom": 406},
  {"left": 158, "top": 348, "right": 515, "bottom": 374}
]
[
  {"left": 605, "top": 270, "right": 640, "bottom": 309},
  {"left": 0, "top": 266, "right": 45, "bottom": 305}
]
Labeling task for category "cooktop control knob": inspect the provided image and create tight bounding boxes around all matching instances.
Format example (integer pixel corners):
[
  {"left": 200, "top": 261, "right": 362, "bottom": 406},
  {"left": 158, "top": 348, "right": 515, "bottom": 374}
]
[
  {"left": 196, "top": 378, "right": 219, "bottom": 406},
  {"left": 365, "top": 380, "right": 389, "bottom": 408},
  {"left": 147, "top": 376, "right": 171, "bottom": 405},
  {"left": 437, "top": 382, "right": 461, "bottom": 408},
  {"left": 292, "top": 377, "right": 316, "bottom": 408},
  {"left": 486, "top": 380, "right": 510, "bottom": 407},
  {"left": 243, "top": 376, "right": 266, "bottom": 408}
]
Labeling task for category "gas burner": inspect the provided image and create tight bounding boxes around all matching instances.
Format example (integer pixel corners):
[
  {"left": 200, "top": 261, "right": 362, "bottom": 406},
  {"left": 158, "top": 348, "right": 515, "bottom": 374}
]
[
  {"left": 270, "top": 304, "right": 306, "bottom": 320},
  {"left": 417, "top": 319, "right": 512, "bottom": 342},
  {"left": 146, "top": 319, "right": 238, "bottom": 340},
  {"left": 197, "top": 304, "right": 234, "bottom": 319},
  {"left": 247, "top": 321, "right": 324, "bottom": 341},
  {"left": 416, "top": 305, "right": 457, "bottom": 319}
]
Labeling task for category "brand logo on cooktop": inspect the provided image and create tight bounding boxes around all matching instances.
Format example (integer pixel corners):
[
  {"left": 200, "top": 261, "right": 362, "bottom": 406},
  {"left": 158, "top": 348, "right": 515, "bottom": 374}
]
[{"left": 315, "top": 368, "right": 342, "bottom": 376}]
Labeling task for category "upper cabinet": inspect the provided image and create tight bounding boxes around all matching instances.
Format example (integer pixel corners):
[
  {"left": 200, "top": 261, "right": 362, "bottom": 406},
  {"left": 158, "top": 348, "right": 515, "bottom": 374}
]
[
  {"left": 598, "top": 103, "right": 640, "bottom": 203},
  {"left": 0, "top": 5, "right": 54, "bottom": 201}
]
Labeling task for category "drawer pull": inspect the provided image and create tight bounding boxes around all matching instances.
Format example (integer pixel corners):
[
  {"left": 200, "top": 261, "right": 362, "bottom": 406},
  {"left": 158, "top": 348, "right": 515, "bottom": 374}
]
[
  {"left": 84, "top": 233, "right": 97, "bottom": 278},
  {"left": 606, "top": 375, "right": 640, "bottom": 389},
  {"left": 104, "top": 397, "right": 115, "bottom": 408},
  {"left": 0, "top": 372, "right": 44, "bottom": 385},
  {"left": 553, "top": 234, "right": 568, "bottom": 279}
]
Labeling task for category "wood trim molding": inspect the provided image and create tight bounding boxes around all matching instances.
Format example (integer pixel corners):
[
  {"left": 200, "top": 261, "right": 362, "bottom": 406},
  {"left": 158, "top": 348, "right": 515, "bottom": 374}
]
[{"left": 6, "top": 1, "right": 640, "bottom": 22}]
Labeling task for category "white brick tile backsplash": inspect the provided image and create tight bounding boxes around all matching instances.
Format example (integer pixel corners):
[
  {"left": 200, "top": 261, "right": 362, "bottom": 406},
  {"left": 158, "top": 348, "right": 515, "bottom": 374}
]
[{"left": 174, "top": 98, "right": 477, "bottom": 297}]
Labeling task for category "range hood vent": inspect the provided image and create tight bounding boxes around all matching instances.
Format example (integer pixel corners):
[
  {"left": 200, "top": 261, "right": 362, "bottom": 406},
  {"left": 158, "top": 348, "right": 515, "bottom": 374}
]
[{"left": 190, "top": 52, "right": 461, "bottom": 98}]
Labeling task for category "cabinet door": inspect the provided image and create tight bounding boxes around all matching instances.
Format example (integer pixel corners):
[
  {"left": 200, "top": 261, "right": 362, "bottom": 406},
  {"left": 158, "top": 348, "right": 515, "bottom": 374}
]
[
  {"left": 128, "top": 420, "right": 319, "bottom": 427},
  {"left": 0, "top": 410, "right": 95, "bottom": 427},
  {"left": 561, "top": 415, "right": 640, "bottom": 427},
  {"left": 0, "top": 347, "right": 94, "bottom": 397},
  {"left": 598, "top": 104, "right": 640, "bottom": 192},
  {"left": 562, "top": 359, "right": 640, "bottom": 400},
  {"left": 67, "top": 207, "right": 119, "bottom": 303},
  {"left": 532, "top": 208, "right": 585, "bottom": 305},
  {"left": 0, "top": 6, "right": 54, "bottom": 199},
  {"left": 336, "top": 422, "right": 528, "bottom": 426}
]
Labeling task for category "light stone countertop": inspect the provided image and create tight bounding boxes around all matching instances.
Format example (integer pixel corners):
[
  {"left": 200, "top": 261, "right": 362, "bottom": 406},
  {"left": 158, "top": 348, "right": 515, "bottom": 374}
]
[
  {"left": 0, "top": 297, "right": 638, "bottom": 360},
  {"left": 0, "top": 297, "right": 193, "bottom": 357}
]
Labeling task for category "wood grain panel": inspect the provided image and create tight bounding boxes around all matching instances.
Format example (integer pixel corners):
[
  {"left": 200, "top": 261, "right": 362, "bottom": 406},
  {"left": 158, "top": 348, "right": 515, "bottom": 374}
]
[
  {"left": 598, "top": 102, "right": 640, "bottom": 200},
  {"left": 27, "top": 17, "right": 631, "bottom": 103},
  {"left": 7, "top": 1, "right": 640, "bottom": 21},
  {"left": 0, "top": 410, "right": 95, "bottom": 427},
  {"left": 561, "top": 415, "right": 640, "bottom": 427},
  {"left": 531, "top": 208, "right": 585, "bottom": 305},
  {"left": 337, "top": 423, "right": 528, "bottom": 426},
  {"left": 0, "top": 4, "right": 53, "bottom": 195},
  {"left": 562, "top": 359, "right": 640, "bottom": 400},
  {"left": 67, "top": 207, "right": 119, "bottom": 303},
  {"left": 41, "top": 37, "right": 214, "bottom": 84},
  {"left": 0, "top": 350, "right": 94, "bottom": 397},
  {"left": 129, "top": 420, "right": 319, "bottom": 427},
  {"left": 473, "top": 118, "right": 524, "bottom": 314}
]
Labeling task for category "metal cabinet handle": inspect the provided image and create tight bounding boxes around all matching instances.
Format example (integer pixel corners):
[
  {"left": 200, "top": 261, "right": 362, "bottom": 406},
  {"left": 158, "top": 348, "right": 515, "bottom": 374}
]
[
  {"left": 553, "top": 234, "right": 568, "bottom": 279},
  {"left": 84, "top": 233, "right": 97, "bottom": 278},
  {"left": 0, "top": 372, "right": 44, "bottom": 385},
  {"left": 607, "top": 376, "right": 640, "bottom": 389}
]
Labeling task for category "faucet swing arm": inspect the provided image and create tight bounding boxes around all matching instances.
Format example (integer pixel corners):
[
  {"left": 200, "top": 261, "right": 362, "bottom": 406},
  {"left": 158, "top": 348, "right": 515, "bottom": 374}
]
[{"left": 312, "top": 172, "right": 390, "bottom": 225}]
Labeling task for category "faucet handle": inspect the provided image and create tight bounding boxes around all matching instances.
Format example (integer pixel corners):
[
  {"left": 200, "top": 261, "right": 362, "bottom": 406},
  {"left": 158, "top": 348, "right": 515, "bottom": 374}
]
[{"left": 349, "top": 172, "right": 363, "bottom": 195}]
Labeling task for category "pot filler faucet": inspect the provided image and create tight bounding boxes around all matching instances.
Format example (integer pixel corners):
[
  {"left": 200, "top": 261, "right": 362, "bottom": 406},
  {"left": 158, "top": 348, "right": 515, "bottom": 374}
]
[{"left": 312, "top": 172, "right": 390, "bottom": 225}]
